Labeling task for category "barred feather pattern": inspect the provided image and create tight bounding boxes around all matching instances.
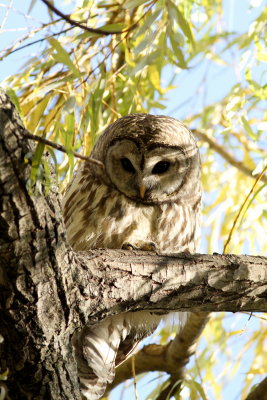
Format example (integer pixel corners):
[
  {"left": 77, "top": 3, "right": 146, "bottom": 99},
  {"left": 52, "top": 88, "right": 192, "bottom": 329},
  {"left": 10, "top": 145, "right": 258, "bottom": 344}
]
[{"left": 62, "top": 114, "right": 202, "bottom": 399}]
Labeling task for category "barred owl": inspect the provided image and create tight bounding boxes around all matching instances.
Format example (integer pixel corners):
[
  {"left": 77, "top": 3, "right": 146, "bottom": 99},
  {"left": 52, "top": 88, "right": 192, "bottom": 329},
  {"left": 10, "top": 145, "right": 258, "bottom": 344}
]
[{"left": 62, "top": 114, "right": 201, "bottom": 399}]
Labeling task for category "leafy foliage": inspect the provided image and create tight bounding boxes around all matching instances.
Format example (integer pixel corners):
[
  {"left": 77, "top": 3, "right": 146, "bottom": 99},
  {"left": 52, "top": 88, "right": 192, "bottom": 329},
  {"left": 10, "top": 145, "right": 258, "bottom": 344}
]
[{"left": 1, "top": 0, "right": 267, "bottom": 399}]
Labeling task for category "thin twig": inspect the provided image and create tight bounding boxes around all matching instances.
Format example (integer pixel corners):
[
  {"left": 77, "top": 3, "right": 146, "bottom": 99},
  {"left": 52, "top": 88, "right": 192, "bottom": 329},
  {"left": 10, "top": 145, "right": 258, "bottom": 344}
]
[
  {"left": 23, "top": 131, "right": 104, "bottom": 167},
  {"left": 0, "top": 17, "right": 63, "bottom": 61},
  {"left": 0, "top": 0, "right": 13, "bottom": 30},
  {"left": 131, "top": 355, "right": 138, "bottom": 400},
  {"left": 40, "top": 0, "right": 137, "bottom": 35},
  {"left": 79, "top": 2, "right": 155, "bottom": 86},
  {"left": 192, "top": 129, "right": 267, "bottom": 184},
  {"left": 3, "top": 26, "right": 75, "bottom": 56},
  {"left": 223, "top": 163, "right": 267, "bottom": 253}
]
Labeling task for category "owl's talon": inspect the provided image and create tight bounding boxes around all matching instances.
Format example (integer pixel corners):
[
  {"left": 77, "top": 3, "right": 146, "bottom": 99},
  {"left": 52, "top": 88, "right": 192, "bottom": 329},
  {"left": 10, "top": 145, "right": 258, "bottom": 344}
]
[
  {"left": 122, "top": 242, "right": 139, "bottom": 251},
  {"left": 139, "top": 241, "right": 157, "bottom": 252},
  {"left": 122, "top": 241, "right": 158, "bottom": 252}
]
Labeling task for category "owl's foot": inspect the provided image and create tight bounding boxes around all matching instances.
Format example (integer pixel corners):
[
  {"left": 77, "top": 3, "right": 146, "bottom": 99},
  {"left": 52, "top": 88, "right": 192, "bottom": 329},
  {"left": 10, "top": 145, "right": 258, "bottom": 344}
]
[
  {"left": 122, "top": 242, "right": 138, "bottom": 251},
  {"left": 122, "top": 241, "right": 158, "bottom": 252}
]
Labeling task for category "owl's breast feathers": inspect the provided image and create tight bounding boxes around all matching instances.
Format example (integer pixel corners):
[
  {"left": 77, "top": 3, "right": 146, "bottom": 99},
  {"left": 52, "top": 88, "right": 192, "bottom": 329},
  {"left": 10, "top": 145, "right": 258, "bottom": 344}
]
[{"left": 63, "top": 166, "right": 201, "bottom": 253}]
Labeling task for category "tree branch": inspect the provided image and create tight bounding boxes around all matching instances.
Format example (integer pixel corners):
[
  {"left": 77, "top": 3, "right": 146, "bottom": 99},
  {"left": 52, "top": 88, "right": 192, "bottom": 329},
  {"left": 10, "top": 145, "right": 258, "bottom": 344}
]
[
  {"left": 192, "top": 129, "right": 267, "bottom": 184},
  {"left": 3, "top": 26, "right": 75, "bottom": 56},
  {"left": 22, "top": 130, "right": 104, "bottom": 167},
  {"left": 70, "top": 250, "right": 267, "bottom": 318},
  {"left": 41, "top": 0, "right": 137, "bottom": 35}
]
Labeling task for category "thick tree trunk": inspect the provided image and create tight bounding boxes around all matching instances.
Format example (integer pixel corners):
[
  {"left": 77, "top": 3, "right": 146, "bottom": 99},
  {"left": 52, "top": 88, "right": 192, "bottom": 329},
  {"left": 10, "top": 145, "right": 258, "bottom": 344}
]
[
  {"left": 0, "top": 90, "right": 266, "bottom": 399},
  {"left": 0, "top": 90, "right": 81, "bottom": 399}
]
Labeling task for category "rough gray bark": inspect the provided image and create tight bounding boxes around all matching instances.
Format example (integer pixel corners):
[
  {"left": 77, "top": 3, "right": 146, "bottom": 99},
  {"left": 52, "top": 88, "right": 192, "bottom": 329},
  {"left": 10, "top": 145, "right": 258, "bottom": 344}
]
[
  {"left": 0, "top": 90, "right": 81, "bottom": 399},
  {"left": 73, "top": 250, "right": 267, "bottom": 315},
  {"left": 0, "top": 89, "right": 267, "bottom": 399}
]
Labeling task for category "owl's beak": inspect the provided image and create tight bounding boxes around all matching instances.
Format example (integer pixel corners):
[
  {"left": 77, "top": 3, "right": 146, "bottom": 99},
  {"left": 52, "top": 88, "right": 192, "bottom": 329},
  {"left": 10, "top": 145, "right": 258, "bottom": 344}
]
[{"left": 139, "top": 183, "right": 146, "bottom": 199}]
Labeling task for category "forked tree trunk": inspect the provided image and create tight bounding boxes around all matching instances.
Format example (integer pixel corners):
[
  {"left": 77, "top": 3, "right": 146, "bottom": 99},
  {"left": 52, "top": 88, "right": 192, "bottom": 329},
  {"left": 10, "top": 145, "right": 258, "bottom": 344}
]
[{"left": 0, "top": 90, "right": 266, "bottom": 399}]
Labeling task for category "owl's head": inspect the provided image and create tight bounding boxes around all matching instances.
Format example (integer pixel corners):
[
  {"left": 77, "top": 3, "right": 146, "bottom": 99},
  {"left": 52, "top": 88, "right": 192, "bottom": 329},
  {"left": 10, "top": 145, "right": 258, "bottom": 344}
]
[{"left": 91, "top": 114, "right": 201, "bottom": 204}]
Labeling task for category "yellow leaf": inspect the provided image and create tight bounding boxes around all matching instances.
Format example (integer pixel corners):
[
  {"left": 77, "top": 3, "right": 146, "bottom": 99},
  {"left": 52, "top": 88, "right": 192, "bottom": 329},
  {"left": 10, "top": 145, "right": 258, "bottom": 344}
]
[{"left": 148, "top": 65, "right": 161, "bottom": 91}]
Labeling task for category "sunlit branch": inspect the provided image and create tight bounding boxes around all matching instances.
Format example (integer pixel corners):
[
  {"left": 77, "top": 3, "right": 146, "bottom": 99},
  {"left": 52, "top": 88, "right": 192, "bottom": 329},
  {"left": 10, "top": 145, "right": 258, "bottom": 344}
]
[
  {"left": 41, "top": 0, "right": 138, "bottom": 36},
  {"left": 23, "top": 131, "right": 104, "bottom": 167},
  {"left": 224, "top": 163, "right": 267, "bottom": 252},
  {"left": 0, "top": 17, "right": 62, "bottom": 61},
  {"left": 1, "top": 26, "right": 75, "bottom": 56},
  {"left": 192, "top": 129, "right": 267, "bottom": 184}
]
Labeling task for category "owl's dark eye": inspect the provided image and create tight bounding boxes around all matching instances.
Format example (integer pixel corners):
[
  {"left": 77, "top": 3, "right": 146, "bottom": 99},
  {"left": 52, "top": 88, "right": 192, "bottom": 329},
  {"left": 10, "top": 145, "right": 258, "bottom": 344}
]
[
  {"left": 152, "top": 161, "right": 170, "bottom": 175},
  {"left": 120, "top": 158, "right": 135, "bottom": 173}
]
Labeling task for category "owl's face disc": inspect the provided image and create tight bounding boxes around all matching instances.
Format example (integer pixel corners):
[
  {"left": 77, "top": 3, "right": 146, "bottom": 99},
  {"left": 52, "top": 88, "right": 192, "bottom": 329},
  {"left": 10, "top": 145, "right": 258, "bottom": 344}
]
[{"left": 92, "top": 114, "right": 201, "bottom": 204}]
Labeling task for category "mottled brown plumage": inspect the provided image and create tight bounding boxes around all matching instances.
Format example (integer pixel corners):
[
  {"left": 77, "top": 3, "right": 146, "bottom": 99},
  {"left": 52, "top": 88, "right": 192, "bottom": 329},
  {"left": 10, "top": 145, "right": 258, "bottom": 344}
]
[{"left": 62, "top": 113, "right": 202, "bottom": 399}]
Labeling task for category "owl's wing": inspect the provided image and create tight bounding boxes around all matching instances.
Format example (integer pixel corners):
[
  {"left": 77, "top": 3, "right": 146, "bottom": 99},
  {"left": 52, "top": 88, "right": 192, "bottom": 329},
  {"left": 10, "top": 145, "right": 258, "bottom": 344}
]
[
  {"left": 73, "top": 333, "right": 110, "bottom": 400},
  {"left": 73, "top": 322, "right": 120, "bottom": 400},
  {"left": 115, "top": 336, "right": 141, "bottom": 367},
  {"left": 73, "top": 314, "right": 147, "bottom": 400}
]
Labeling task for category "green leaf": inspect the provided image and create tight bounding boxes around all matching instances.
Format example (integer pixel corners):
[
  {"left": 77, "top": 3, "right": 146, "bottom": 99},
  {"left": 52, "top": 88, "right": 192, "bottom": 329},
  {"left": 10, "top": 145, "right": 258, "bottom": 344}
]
[
  {"left": 134, "top": 9, "right": 162, "bottom": 37},
  {"left": 99, "top": 23, "right": 125, "bottom": 32},
  {"left": 88, "top": 73, "right": 106, "bottom": 143},
  {"left": 134, "top": 30, "right": 159, "bottom": 54},
  {"left": 5, "top": 88, "right": 22, "bottom": 116},
  {"left": 64, "top": 114, "right": 75, "bottom": 154},
  {"left": 42, "top": 159, "right": 52, "bottom": 195},
  {"left": 176, "top": 6, "right": 194, "bottom": 45},
  {"left": 123, "top": 0, "right": 148, "bottom": 9},
  {"left": 63, "top": 96, "right": 76, "bottom": 113},
  {"left": 148, "top": 65, "right": 161, "bottom": 91},
  {"left": 241, "top": 116, "right": 257, "bottom": 140},
  {"left": 131, "top": 50, "right": 161, "bottom": 76},
  {"left": 30, "top": 140, "right": 45, "bottom": 189},
  {"left": 168, "top": 27, "right": 187, "bottom": 68},
  {"left": 61, "top": 114, "right": 75, "bottom": 177},
  {"left": 31, "top": 95, "right": 51, "bottom": 132},
  {"left": 49, "top": 38, "right": 81, "bottom": 77},
  {"left": 255, "top": 51, "right": 267, "bottom": 62},
  {"left": 167, "top": 0, "right": 195, "bottom": 47},
  {"left": 29, "top": 81, "right": 64, "bottom": 99},
  {"left": 47, "top": 147, "right": 58, "bottom": 176}
]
